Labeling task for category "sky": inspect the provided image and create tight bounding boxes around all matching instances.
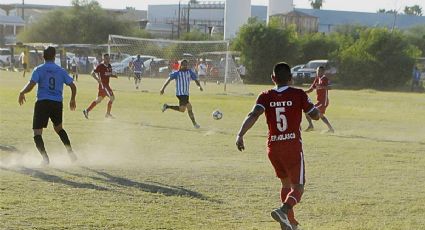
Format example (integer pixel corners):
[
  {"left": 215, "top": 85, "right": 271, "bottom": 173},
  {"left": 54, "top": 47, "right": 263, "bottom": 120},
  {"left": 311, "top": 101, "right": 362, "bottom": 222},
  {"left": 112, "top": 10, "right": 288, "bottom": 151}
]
[{"left": 1, "top": 0, "right": 425, "bottom": 14}]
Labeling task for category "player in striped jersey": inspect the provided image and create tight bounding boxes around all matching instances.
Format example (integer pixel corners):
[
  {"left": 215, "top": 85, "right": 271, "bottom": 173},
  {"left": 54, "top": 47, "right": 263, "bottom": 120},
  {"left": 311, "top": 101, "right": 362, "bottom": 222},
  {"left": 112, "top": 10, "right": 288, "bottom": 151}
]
[{"left": 160, "top": 59, "right": 203, "bottom": 128}]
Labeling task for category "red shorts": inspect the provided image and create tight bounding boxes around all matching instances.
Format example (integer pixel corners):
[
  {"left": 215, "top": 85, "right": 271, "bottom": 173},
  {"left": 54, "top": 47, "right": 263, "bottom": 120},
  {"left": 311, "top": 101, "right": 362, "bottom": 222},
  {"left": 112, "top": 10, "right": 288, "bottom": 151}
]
[
  {"left": 98, "top": 86, "right": 114, "bottom": 97},
  {"left": 315, "top": 101, "right": 328, "bottom": 114},
  {"left": 267, "top": 145, "right": 306, "bottom": 185}
]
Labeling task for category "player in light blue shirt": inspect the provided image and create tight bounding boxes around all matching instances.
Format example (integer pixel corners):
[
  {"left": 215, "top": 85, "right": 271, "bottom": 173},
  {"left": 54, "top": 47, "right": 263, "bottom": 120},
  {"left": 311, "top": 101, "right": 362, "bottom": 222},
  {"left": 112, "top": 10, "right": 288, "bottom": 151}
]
[
  {"left": 18, "top": 46, "right": 77, "bottom": 165},
  {"left": 132, "top": 55, "right": 145, "bottom": 89},
  {"left": 160, "top": 59, "right": 203, "bottom": 128}
]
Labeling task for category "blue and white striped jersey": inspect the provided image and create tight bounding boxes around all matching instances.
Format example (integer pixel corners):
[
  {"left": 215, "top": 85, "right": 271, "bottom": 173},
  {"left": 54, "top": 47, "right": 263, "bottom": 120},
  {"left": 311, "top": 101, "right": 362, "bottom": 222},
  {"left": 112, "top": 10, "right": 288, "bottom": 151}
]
[{"left": 169, "top": 69, "right": 198, "bottom": 96}]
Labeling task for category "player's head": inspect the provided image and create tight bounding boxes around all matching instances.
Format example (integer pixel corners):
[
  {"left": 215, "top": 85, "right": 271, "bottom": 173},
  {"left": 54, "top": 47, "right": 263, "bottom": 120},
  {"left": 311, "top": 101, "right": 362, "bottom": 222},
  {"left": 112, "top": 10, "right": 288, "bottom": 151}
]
[
  {"left": 137, "top": 54, "right": 140, "bottom": 59},
  {"left": 103, "top": 53, "right": 110, "bottom": 64},
  {"left": 272, "top": 62, "right": 292, "bottom": 85},
  {"left": 316, "top": 66, "right": 325, "bottom": 76},
  {"left": 179, "top": 59, "right": 189, "bottom": 71},
  {"left": 43, "top": 46, "right": 56, "bottom": 61}
]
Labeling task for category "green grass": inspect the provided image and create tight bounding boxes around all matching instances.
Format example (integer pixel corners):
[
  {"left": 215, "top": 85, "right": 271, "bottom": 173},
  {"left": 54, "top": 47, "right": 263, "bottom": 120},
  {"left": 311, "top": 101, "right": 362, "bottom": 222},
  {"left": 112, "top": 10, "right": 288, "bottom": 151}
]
[{"left": 1, "top": 70, "right": 425, "bottom": 229}]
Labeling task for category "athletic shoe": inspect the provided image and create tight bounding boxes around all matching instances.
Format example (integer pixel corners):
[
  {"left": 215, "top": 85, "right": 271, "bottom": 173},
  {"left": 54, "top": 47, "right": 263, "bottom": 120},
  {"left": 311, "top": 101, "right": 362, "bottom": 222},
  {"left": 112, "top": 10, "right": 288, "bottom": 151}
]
[
  {"left": 194, "top": 123, "right": 200, "bottom": 129},
  {"left": 41, "top": 153, "right": 50, "bottom": 166},
  {"left": 68, "top": 151, "right": 78, "bottom": 163},
  {"left": 271, "top": 208, "right": 293, "bottom": 230},
  {"left": 161, "top": 104, "right": 168, "bottom": 112},
  {"left": 83, "top": 110, "right": 89, "bottom": 119},
  {"left": 304, "top": 126, "right": 314, "bottom": 132},
  {"left": 326, "top": 128, "right": 335, "bottom": 133},
  {"left": 105, "top": 114, "right": 115, "bottom": 119},
  {"left": 136, "top": 86, "right": 139, "bottom": 89}
]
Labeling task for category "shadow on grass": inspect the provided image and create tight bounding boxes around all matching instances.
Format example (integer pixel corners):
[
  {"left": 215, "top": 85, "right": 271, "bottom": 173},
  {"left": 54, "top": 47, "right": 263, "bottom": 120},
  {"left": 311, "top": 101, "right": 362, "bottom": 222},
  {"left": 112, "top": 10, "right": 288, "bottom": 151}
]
[
  {"left": 333, "top": 134, "right": 425, "bottom": 145},
  {"left": 76, "top": 166, "right": 221, "bottom": 203},
  {"left": 0, "top": 166, "right": 108, "bottom": 191}
]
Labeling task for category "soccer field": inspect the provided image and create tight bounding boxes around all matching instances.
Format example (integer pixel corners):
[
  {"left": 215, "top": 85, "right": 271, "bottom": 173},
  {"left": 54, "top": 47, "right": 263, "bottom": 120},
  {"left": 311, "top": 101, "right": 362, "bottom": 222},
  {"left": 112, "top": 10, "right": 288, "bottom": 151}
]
[{"left": 1, "top": 71, "right": 425, "bottom": 230}]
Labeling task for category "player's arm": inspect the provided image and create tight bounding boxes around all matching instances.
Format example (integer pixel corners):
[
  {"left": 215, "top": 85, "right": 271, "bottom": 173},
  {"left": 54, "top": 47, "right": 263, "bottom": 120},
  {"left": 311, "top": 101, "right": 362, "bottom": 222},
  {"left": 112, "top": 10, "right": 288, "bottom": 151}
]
[
  {"left": 68, "top": 82, "right": 77, "bottom": 111},
  {"left": 191, "top": 70, "right": 203, "bottom": 91},
  {"left": 306, "top": 107, "right": 320, "bottom": 120},
  {"left": 160, "top": 77, "right": 172, "bottom": 95},
  {"left": 18, "top": 80, "right": 36, "bottom": 105},
  {"left": 91, "top": 70, "right": 101, "bottom": 83},
  {"left": 236, "top": 105, "right": 265, "bottom": 151}
]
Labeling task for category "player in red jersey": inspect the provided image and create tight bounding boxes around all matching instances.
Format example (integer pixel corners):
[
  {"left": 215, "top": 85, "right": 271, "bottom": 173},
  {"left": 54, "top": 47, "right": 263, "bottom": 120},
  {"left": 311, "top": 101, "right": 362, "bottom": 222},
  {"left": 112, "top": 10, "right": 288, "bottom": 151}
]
[
  {"left": 83, "top": 53, "right": 118, "bottom": 119},
  {"left": 305, "top": 66, "right": 335, "bottom": 133},
  {"left": 236, "top": 62, "right": 319, "bottom": 230}
]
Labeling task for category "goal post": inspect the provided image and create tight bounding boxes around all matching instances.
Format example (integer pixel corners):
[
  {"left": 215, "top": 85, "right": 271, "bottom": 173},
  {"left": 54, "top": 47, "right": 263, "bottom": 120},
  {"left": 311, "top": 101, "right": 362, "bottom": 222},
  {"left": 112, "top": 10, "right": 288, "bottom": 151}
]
[{"left": 108, "top": 35, "right": 242, "bottom": 91}]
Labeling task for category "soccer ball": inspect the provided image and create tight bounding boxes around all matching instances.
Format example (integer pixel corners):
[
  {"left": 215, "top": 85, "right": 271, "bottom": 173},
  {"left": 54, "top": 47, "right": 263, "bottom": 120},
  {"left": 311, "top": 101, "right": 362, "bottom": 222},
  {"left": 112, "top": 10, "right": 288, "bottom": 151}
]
[{"left": 212, "top": 110, "right": 223, "bottom": 120}]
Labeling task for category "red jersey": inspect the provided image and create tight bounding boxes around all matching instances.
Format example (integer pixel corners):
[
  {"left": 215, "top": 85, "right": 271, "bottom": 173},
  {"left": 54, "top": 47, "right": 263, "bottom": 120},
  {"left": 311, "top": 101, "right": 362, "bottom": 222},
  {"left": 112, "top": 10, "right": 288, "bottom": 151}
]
[
  {"left": 256, "top": 86, "right": 315, "bottom": 147},
  {"left": 94, "top": 63, "right": 113, "bottom": 90},
  {"left": 310, "top": 75, "right": 329, "bottom": 105}
]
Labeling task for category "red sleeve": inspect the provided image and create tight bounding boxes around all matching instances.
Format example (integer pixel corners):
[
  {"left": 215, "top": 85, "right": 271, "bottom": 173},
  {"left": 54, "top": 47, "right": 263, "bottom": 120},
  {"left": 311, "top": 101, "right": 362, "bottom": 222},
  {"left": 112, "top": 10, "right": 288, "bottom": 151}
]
[
  {"left": 94, "top": 65, "right": 101, "bottom": 74},
  {"left": 322, "top": 76, "right": 329, "bottom": 86},
  {"left": 301, "top": 90, "right": 315, "bottom": 113},
  {"left": 255, "top": 92, "right": 268, "bottom": 110}
]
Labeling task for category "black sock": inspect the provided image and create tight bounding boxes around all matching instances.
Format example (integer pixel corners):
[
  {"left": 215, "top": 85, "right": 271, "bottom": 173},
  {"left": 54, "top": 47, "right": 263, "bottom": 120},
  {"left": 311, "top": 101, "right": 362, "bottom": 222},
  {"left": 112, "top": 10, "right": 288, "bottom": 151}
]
[
  {"left": 58, "top": 129, "right": 73, "bottom": 153},
  {"left": 280, "top": 203, "right": 292, "bottom": 213},
  {"left": 168, "top": 105, "right": 180, "bottom": 111},
  {"left": 188, "top": 110, "right": 197, "bottom": 125},
  {"left": 33, "top": 135, "right": 47, "bottom": 155}
]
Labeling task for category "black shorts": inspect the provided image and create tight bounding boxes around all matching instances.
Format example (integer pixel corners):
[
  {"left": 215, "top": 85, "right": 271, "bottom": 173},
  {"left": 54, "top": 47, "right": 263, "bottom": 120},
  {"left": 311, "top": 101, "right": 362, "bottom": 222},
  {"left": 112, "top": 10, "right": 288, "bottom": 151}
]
[
  {"left": 33, "top": 100, "right": 63, "bottom": 129},
  {"left": 23, "top": 63, "right": 27, "bottom": 70},
  {"left": 176, "top": 95, "right": 189, "bottom": 106}
]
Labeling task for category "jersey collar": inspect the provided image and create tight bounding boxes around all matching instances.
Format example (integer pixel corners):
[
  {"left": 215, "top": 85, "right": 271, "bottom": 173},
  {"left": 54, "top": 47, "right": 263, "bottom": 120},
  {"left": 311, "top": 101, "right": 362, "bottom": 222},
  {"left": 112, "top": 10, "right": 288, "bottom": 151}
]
[{"left": 273, "top": 86, "right": 289, "bottom": 92}]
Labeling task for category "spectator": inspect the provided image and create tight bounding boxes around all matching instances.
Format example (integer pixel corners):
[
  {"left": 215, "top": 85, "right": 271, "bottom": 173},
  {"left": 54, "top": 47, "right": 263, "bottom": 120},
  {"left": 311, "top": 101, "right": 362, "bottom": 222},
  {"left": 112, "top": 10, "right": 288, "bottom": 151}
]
[{"left": 411, "top": 65, "right": 421, "bottom": 92}]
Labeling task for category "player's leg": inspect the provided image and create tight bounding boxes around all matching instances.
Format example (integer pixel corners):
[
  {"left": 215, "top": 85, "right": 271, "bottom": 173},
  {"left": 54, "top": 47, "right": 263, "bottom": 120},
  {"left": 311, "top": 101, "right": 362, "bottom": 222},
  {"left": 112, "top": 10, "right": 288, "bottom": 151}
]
[
  {"left": 304, "top": 114, "right": 314, "bottom": 131},
  {"left": 186, "top": 102, "right": 199, "bottom": 128},
  {"left": 51, "top": 102, "right": 77, "bottom": 162},
  {"left": 32, "top": 101, "right": 49, "bottom": 165},
  {"left": 83, "top": 95, "right": 105, "bottom": 119},
  {"left": 162, "top": 96, "right": 185, "bottom": 112},
  {"left": 279, "top": 177, "right": 299, "bottom": 229},
  {"left": 105, "top": 94, "right": 115, "bottom": 118},
  {"left": 320, "top": 114, "right": 334, "bottom": 133}
]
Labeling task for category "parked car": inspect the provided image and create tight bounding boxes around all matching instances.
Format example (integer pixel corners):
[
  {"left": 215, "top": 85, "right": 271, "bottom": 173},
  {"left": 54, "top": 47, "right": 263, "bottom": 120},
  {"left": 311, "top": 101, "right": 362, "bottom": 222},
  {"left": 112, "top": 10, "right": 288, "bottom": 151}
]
[
  {"left": 294, "top": 59, "right": 336, "bottom": 84},
  {"left": 291, "top": 64, "right": 305, "bottom": 78},
  {"left": 111, "top": 55, "right": 156, "bottom": 74},
  {"left": 143, "top": 58, "right": 169, "bottom": 77},
  {"left": 0, "top": 48, "right": 12, "bottom": 67}
]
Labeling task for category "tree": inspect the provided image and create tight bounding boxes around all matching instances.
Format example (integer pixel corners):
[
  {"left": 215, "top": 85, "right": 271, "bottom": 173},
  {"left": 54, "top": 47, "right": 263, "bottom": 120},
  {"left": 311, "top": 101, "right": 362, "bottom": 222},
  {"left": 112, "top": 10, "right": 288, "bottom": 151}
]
[
  {"left": 17, "top": 0, "right": 148, "bottom": 44},
  {"left": 337, "top": 28, "right": 420, "bottom": 88},
  {"left": 232, "top": 18, "right": 299, "bottom": 83},
  {"left": 404, "top": 24, "right": 425, "bottom": 54},
  {"left": 309, "top": 0, "right": 324, "bottom": 10},
  {"left": 404, "top": 5, "right": 423, "bottom": 16}
]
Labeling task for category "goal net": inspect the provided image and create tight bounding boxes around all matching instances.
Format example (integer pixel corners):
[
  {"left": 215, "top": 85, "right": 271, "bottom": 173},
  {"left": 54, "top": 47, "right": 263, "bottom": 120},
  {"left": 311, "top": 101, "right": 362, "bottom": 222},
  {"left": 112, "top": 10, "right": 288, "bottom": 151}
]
[{"left": 108, "top": 35, "right": 243, "bottom": 90}]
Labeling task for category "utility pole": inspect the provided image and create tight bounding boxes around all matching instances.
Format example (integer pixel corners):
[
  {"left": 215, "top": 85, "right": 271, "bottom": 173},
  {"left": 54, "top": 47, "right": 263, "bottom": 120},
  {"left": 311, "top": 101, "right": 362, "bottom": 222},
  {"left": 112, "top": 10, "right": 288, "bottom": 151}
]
[
  {"left": 177, "top": 1, "right": 181, "bottom": 39},
  {"left": 22, "top": 0, "right": 25, "bottom": 21},
  {"left": 187, "top": 1, "right": 191, "bottom": 33}
]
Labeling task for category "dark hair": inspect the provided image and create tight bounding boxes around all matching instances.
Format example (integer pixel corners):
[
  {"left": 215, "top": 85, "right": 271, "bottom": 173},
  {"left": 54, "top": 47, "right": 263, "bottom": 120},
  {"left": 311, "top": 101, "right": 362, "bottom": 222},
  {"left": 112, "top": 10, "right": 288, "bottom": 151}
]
[
  {"left": 273, "top": 62, "right": 291, "bottom": 84},
  {"left": 317, "top": 66, "right": 325, "bottom": 70},
  {"left": 43, "top": 46, "right": 56, "bottom": 61}
]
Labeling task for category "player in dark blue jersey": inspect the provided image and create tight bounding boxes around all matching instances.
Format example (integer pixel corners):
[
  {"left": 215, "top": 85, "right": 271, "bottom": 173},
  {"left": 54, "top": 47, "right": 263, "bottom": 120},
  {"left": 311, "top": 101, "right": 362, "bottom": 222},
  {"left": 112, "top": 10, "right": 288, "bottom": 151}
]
[
  {"left": 160, "top": 59, "right": 203, "bottom": 128},
  {"left": 18, "top": 46, "right": 77, "bottom": 165}
]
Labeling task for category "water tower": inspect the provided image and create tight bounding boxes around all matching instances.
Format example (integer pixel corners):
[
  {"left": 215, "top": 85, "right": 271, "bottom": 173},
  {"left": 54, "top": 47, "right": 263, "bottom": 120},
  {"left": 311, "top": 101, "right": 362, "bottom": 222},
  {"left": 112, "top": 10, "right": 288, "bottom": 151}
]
[
  {"left": 267, "top": 0, "right": 294, "bottom": 24},
  {"left": 224, "top": 0, "right": 251, "bottom": 40}
]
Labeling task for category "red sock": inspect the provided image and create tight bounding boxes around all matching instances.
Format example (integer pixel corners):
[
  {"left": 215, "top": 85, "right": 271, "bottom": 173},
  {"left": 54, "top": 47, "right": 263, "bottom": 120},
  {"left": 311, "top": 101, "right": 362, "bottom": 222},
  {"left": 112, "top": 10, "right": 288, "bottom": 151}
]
[
  {"left": 284, "top": 188, "right": 303, "bottom": 208},
  {"left": 281, "top": 188, "right": 298, "bottom": 225},
  {"left": 107, "top": 101, "right": 112, "bottom": 114},
  {"left": 87, "top": 101, "right": 97, "bottom": 112}
]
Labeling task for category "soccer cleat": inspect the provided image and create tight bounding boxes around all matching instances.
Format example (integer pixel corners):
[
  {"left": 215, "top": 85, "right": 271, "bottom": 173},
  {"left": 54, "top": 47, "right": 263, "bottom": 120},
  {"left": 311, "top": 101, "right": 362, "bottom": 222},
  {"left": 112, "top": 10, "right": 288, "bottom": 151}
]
[
  {"left": 161, "top": 104, "right": 168, "bottom": 112},
  {"left": 40, "top": 153, "right": 50, "bottom": 166},
  {"left": 326, "top": 128, "right": 335, "bottom": 133},
  {"left": 304, "top": 126, "right": 314, "bottom": 132},
  {"left": 105, "top": 113, "right": 115, "bottom": 119},
  {"left": 271, "top": 208, "right": 293, "bottom": 230},
  {"left": 83, "top": 110, "right": 89, "bottom": 119},
  {"left": 68, "top": 151, "right": 78, "bottom": 163},
  {"left": 194, "top": 123, "right": 200, "bottom": 129}
]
